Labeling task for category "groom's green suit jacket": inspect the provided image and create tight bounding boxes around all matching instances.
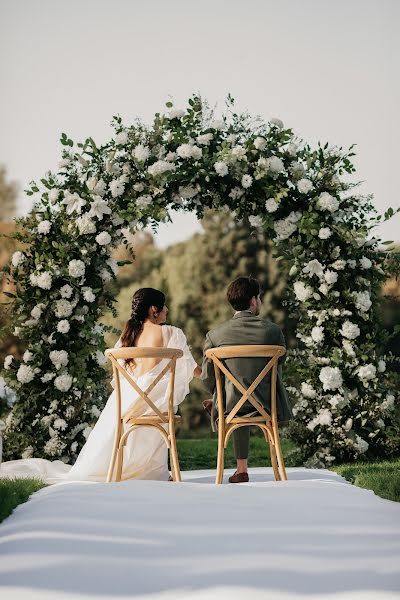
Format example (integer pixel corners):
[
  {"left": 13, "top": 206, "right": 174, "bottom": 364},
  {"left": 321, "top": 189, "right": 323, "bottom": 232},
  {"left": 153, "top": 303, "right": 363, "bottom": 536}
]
[{"left": 201, "top": 311, "right": 293, "bottom": 430}]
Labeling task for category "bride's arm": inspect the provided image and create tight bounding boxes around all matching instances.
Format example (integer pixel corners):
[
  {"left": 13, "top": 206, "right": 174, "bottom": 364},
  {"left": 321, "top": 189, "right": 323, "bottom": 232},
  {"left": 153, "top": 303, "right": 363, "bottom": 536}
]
[{"left": 193, "top": 365, "right": 202, "bottom": 378}]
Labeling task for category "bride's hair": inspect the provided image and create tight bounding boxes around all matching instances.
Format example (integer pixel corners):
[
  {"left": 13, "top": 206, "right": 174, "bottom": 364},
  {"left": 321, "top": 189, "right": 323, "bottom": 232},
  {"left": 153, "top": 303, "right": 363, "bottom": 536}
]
[{"left": 120, "top": 288, "right": 166, "bottom": 352}]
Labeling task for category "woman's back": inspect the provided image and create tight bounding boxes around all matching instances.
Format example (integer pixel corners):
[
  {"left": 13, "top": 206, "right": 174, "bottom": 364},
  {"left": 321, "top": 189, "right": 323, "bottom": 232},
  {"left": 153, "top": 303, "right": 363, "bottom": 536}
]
[{"left": 131, "top": 322, "right": 167, "bottom": 377}]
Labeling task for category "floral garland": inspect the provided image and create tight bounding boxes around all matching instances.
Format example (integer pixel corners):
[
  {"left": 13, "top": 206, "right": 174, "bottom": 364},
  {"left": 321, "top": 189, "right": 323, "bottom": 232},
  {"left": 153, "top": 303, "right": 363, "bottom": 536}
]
[{"left": 1, "top": 95, "right": 399, "bottom": 466}]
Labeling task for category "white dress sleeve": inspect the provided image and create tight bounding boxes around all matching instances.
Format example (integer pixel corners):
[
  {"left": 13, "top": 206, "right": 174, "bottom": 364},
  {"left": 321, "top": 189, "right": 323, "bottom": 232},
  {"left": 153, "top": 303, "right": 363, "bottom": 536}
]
[
  {"left": 167, "top": 326, "right": 198, "bottom": 408},
  {"left": 110, "top": 336, "right": 124, "bottom": 389}
]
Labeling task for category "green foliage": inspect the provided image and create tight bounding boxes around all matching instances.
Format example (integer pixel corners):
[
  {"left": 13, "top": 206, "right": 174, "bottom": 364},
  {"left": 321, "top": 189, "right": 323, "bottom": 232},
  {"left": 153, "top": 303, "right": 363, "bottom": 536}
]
[
  {"left": 332, "top": 458, "right": 400, "bottom": 502},
  {"left": 0, "top": 477, "right": 47, "bottom": 523}
]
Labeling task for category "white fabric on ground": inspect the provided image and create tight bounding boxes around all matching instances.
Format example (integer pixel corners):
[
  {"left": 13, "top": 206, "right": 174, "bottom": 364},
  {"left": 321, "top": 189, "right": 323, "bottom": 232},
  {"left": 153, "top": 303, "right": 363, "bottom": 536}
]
[{"left": 0, "top": 467, "right": 399, "bottom": 599}]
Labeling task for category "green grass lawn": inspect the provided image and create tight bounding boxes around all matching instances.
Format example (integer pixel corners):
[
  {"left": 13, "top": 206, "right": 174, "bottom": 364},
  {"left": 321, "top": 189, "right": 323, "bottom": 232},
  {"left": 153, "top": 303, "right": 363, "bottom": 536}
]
[
  {"left": 331, "top": 458, "right": 400, "bottom": 503},
  {"left": 0, "top": 478, "right": 47, "bottom": 524}
]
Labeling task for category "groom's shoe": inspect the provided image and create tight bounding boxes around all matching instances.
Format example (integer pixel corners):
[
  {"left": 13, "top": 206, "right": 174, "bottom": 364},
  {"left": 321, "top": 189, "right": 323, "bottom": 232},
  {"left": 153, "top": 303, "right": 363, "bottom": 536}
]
[
  {"left": 202, "top": 399, "right": 213, "bottom": 417},
  {"left": 229, "top": 471, "right": 249, "bottom": 483}
]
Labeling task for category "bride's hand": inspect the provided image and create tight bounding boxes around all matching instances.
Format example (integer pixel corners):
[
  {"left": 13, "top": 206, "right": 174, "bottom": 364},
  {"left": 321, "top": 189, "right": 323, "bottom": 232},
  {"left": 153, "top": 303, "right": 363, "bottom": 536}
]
[{"left": 193, "top": 365, "right": 202, "bottom": 378}]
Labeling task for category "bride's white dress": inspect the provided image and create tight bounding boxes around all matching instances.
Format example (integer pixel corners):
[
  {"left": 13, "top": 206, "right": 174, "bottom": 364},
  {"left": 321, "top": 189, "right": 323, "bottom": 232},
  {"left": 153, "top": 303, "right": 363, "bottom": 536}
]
[{"left": 0, "top": 325, "right": 197, "bottom": 484}]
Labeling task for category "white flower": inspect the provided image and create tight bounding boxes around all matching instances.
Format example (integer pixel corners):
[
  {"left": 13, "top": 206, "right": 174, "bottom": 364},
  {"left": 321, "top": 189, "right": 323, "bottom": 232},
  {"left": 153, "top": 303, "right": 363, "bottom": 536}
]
[
  {"left": 54, "top": 374, "right": 73, "bottom": 392},
  {"left": 17, "top": 364, "right": 35, "bottom": 384},
  {"left": 86, "top": 176, "right": 98, "bottom": 191},
  {"left": 378, "top": 360, "right": 386, "bottom": 373},
  {"left": 380, "top": 395, "right": 395, "bottom": 413},
  {"left": 91, "top": 404, "right": 101, "bottom": 418},
  {"left": 344, "top": 418, "right": 353, "bottom": 431},
  {"left": 60, "top": 284, "right": 73, "bottom": 298},
  {"left": 358, "top": 364, "right": 377, "bottom": 381},
  {"left": 297, "top": 179, "right": 313, "bottom": 194},
  {"left": 267, "top": 156, "right": 284, "bottom": 173},
  {"left": 318, "top": 227, "right": 332, "bottom": 240},
  {"left": 109, "top": 179, "right": 125, "bottom": 198},
  {"left": 270, "top": 117, "right": 284, "bottom": 129},
  {"left": 274, "top": 216, "right": 298, "bottom": 240},
  {"left": 301, "top": 382, "right": 317, "bottom": 399},
  {"left": 210, "top": 119, "right": 225, "bottom": 130},
  {"left": 48, "top": 189, "right": 60, "bottom": 203},
  {"left": 58, "top": 158, "right": 71, "bottom": 169},
  {"left": 324, "top": 270, "right": 338, "bottom": 285},
  {"left": 68, "top": 259, "right": 85, "bottom": 278},
  {"left": 136, "top": 195, "right": 152, "bottom": 209},
  {"left": 265, "top": 198, "right": 279, "bottom": 213},
  {"left": 82, "top": 287, "right": 96, "bottom": 302},
  {"left": 41, "top": 372, "right": 55, "bottom": 383},
  {"left": 348, "top": 259, "right": 357, "bottom": 269},
  {"left": 254, "top": 137, "right": 266, "bottom": 150},
  {"left": 100, "top": 268, "right": 112, "bottom": 283},
  {"left": 95, "top": 231, "right": 112, "bottom": 246},
  {"left": 167, "top": 108, "right": 185, "bottom": 119},
  {"left": 318, "top": 408, "right": 332, "bottom": 426},
  {"left": 293, "top": 281, "right": 313, "bottom": 302},
  {"left": 342, "top": 340, "right": 356, "bottom": 357},
  {"left": 4, "top": 355, "right": 14, "bottom": 369},
  {"left": 303, "top": 259, "right": 324, "bottom": 279},
  {"left": 177, "top": 144, "right": 202, "bottom": 160},
  {"left": 147, "top": 160, "right": 175, "bottom": 176},
  {"left": 93, "top": 179, "right": 107, "bottom": 196},
  {"left": 231, "top": 146, "right": 247, "bottom": 160},
  {"left": 319, "top": 283, "right": 329, "bottom": 295},
  {"left": 319, "top": 366, "right": 343, "bottom": 391},
  {"left": 332, "top": 259, "right": 346, "bottom": 270},
  {"left": 241, "top": 174, "right": 253, "bottom": 189},
  {"left": 95, "top": 350, "right": 108, "bottom": 367},
  {"left": 317, "top": 192, "right": 339, "bottom": 212},
  {"left": 178, "top": 186, "right": 198, "bottom": 200},
  {"left": 76, "top": 214, "right": 97, "bottom": 235},
  {"left": 88, "top": 197, "right": 112, "bottom": 220},
  {"left": 57, "top": 320, "right": 70, "bottom": 334},
  {"left": 286, "top": 143, "right": 298, "bottom": 157},
  {"left": 249, "top": 215, "right": 263, "bottom": 228},
  {"left": 197, "top": 133, "right": 213, "bottom": 145},
  {"left": 31, "top": 272, "right": 52, "bottom": 290},
  {"left": 53, "top": 418, "right": 68, "bottom": 431},
  {"left": 23, "top": 350, "right": 33, "bottom": 363},
  {"left": 115, "top": 131, "right": 128, "bottom": 145},
  {"left": 214, "top": 161, "right": 229, "bottom": 177},
  {"left": 353, "top": 290, "right": 372, "bottom": 313},
  {"left": 83, "top": 426, "right": 93, "bottom": 439},
  {"left": 311, "top": 326, "right": 325, "bottom": 344},
  {"left": 50, "top": 350, "right": 69, "bottom": 369},
  {"left": 133, "top": 144, "right": 151, "bottom": 162},
  {"left": 37, "top": 220, "right": 51, "bottom": 234},
  {"left": 289, "top": 161, "right": 305, "bottom": 179},
  {"left": 54, "top": 299, "right": 73, "bottom": 318},
  {"left": 354, "top": 435, "right": 369, "bottom": 454},
  {"left": 360, "top": 256, "right": 372, "bottom": 269},
  {"left": 62, "top": 191, "right": 86, "bottom": 215},
  {"left": 11, "top": 251, "right": 25, "bottom": 268},
  {"left": 340, "top": 320, "right": 360, "bottom": 340}
]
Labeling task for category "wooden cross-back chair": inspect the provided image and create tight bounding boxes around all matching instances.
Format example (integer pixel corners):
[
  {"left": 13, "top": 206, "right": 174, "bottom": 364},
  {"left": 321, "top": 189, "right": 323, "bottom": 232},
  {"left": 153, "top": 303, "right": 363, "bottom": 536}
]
[
  {"left": 105, "top": 347, "right": 183, "bottom": 483},
  {"left": 205, "top": 345, "right": 288, "bottom": 484}
]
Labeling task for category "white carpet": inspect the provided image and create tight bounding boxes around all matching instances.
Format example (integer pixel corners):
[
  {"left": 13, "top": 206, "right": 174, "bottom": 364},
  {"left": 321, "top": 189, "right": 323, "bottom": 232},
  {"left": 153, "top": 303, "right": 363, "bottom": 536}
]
[{"left": 0, "top": 467, "right": 399, "bottom": 600}]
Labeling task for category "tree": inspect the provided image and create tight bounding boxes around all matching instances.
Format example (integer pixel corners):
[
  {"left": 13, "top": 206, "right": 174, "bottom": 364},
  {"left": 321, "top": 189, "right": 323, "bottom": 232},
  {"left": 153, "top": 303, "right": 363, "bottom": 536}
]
[{"left": 0, "top": 166, "right": 17, "bottom": 221}]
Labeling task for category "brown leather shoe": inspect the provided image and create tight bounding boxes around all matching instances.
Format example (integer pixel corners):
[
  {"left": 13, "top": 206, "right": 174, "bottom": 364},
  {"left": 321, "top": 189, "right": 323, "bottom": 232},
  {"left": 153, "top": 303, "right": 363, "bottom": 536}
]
[
  {"left": 229, "top": 471, "right": 249, "bottom": 483},
  {"left": 202, "top": 399, "right": 212, "bottom": 417}
]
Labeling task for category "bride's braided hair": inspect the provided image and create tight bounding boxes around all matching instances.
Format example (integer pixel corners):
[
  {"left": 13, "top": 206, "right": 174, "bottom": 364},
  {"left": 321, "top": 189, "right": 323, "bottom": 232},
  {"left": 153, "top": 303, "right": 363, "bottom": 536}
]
[{"left": 120, "top": 288, "right": 165, "bottom": 367}]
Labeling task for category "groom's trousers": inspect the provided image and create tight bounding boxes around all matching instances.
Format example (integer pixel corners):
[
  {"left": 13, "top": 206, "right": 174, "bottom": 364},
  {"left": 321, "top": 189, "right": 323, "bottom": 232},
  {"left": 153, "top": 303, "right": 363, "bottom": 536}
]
[{"left": 233, "top": 427, "right": 250, "bottom": 459}]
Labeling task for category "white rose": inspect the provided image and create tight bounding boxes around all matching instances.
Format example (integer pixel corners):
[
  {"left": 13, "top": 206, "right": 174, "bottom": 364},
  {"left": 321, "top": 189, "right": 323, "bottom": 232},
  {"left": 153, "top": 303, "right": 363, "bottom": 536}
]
[
  {"left": 332, "top": 259, "right": 346, "bottom": 270},
  {"left": 17, "top": 364, "right": 35, "bottom": 384},
  {"left": 358, "top": 364, "right": 377, "bottom": 381},
  {"left": 210, "top": 119, "right": 225, "bottom": 130},
  {"left": 115, "top": 131, "right": 128, "bottom": 145},
  {"left": 48, "top": 189, "right": 60, "bottom": 203},
  {"left": 360, "top": 256, "right": 372, "bottom": 269},
  {"left": 167, "top": 109, "right": 185, "bottom": 119},
  {"left": 301, "top": 382, "right": 317, "bottom": 399},
  {"left": 4, "top": 355, "right": 14, "bottom": 369},
  {"left": 324, "top": 270, "right": 338, "bottom": 285},
  {"left": 265, "top": 198, "right": 279, "bottom": 213},
  {"left": 60, "top": 284, "right": 74, "bottom": 298},
  {"left": 317, "top": 192, "right": 339, "bottom": 212},
  {"left": 196, "top": 133, "right": 213, "bottom": 145},
  {"left": 340, "top": 320, "right": 360, "bottom": 340},
  {"left": 54, "top": 373, "right": 73, "bottom": 392},
  {"left": 241, "top": 174, "right": 253, "bottom": 189},
  {"left": 37, "top": 220, "right": 52, "bottom": 235},
  {"left": 68, "top": 259, "right": 85, "bottom": 278},
  {"left": 318, "top": 227, "right": 332, "bottom": 240},
  {"left": 319, "top": 283, "right": 329, "bottom": 295},
  {"left": 214, "top": 161, "right": 229, "bottom": 177},
  {"left": 286, "top": 143, "right": 298, "bottom": 157},
  {"left": 254, "top": 137, "right": 266, "bottom": 150},
  {"left": 95, "top": 231, "right": 112, "bottom": 246},
  {"left": 319, "top": 366, "right": 343, "bottom": 391},
  {"left": 23, "top": 350, "right": 33, "bottom": 363},
  {"left": 267, "top": 156, "right": 284, "bottom": 173},
  {"left": 76, "top": 214, "right": 97, "bottom": 235},
  {"left": 249, "top": 215, "right": 263, "bottom": 228},
  {"left": 32, "top": 272, "right": 52, "bottom": 290},
  {"left": 353, "top": 290, "right": 372, "bottom": 313},
  {"left": 317, "top": 408, "right": 332, "bottom": 426},
  {"left": 297, "top": 179, "right": 313, "bottom": 194},
  {"left": 342, "top": 340, "right": 355, "bottom": 357},
  {"left": 270, "top": 117, "right": 284, "bottom": 129},
  {"left": 311, "top": 326, "right": 325, "bottom": 344},
  {"left": 57, "top": 320, "right": 70, "bottom": 334},
  {"left": 54, "top": 299, "right": 73, "bottom": 318},
  {"left": 11, "top": 251, "right": 25, "bottom": 268},
  {"left": 50, "top": 350, "right": 69, "bottom": 369},
  {"left": 82, "top": 287, "right": 96, "bottom": 302},
  {"left": 293, "top": 281, "right": 313, "bottom": 302},
  {"left": 378, "top": 360, "right": 386, "bottom": 373}
]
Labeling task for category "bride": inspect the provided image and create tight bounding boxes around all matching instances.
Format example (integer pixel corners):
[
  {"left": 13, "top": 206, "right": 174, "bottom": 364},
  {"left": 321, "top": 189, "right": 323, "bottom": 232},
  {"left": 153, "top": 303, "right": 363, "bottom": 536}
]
[{"left": 0, "top": 288, "right": 201, "bottom": 484}]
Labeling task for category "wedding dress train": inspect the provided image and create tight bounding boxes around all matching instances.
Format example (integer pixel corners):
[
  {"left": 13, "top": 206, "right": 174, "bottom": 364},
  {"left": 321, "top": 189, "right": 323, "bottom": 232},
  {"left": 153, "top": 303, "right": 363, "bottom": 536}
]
[{"left": 0, "top": 325, "right": 197, "bottom": 484}]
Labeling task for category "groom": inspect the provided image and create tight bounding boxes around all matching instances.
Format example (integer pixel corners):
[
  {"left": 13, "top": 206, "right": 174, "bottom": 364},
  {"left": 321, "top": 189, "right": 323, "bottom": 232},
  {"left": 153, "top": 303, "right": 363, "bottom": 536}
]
[{"left": 201, "top": 276, "right": 292, "bottom": 483}]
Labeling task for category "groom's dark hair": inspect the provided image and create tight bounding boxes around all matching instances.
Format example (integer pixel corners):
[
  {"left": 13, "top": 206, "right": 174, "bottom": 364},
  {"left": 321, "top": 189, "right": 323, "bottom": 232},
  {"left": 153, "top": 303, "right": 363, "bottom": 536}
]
[{"left": 227, "top": 276, "right": 260, "bottom": 311}]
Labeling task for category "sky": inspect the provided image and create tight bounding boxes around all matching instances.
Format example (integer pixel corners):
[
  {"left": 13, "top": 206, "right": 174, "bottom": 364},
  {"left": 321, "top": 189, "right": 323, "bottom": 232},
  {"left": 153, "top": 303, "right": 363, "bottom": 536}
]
[{"left": 1, "top": 0, "right": 399, "bottom": 247}]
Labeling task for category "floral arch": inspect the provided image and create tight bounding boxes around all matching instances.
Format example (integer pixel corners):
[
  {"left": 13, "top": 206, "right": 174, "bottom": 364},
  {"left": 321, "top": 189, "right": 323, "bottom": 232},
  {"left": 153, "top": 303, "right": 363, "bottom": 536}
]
[{"left": 2, "top": 95, "right": 399, "bottom": 467}]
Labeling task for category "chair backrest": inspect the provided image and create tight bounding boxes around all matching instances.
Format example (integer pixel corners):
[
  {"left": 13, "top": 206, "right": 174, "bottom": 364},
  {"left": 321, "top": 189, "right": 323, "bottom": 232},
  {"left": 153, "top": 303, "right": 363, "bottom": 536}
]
[
  {"left": 105, "top": 347, "right": 183, "bottom": 422},
  {"left": 205, "top": 345, "right": 285, "bottom": 424}
]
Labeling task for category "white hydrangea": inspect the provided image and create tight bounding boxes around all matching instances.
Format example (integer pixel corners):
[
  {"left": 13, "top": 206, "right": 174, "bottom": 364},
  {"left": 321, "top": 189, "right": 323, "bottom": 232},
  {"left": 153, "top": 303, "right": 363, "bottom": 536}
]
[
  {"left": 82, "top": 287, "right": 96, "bottom": 302},
  {"left": 44, "top": 435, "right": 66, "bottom": 457},
  {"left": 83, "top": 426, "right": 93, "bottom": 439},
  {"left": 68, "top": 259, "right": 85, "bottom": 278},
  {"left": 241, "top": 174, "right": 253, "bottom": 188},
  {"left": 95, "top": 231, "right": 112, "bottom": 246},
  {"left": 167, "top": 108, "right": 185, "bottom": 119},
  {"left": 297, "top": 178, "right": 313, "bottom": 194},
  {"left": 17, "top": 364, "right": 35, "bottom": 384},
  {"left": 318, "top": 227, "right": 332, "bottom": 240},
  {"left": 176, "top": 144, "right": 202, "bottom": 160},
  {"left": 214, "top": 161, "right": 229, "bottom": 177},
  {"left": 178, "top": 185, "right": 198, "bottom": 200},
  {"left": 76, "top": 214, "right": 97, "bottom": 235},
  {"left": 95, "top": 350, "right": 108, "bottom": 367},
  {"left": 311, "top": 326, "right": 325, "bottom": 344},
  {"left": 93, "top": 179, "right": 107, "bottom": 196},
  {"left": 4, "top": 355, "right": 13, "bottom": 369},
  {"left": 133, "top": 144, "right": 151, "bottom": 162},
  {"left": 317, "top": 192, "right": 339, "bottom": 212},
  {"left": 358, "top": 364, "right": 376, "bottom": 381},
  {"left": 91, "top": 404, "right": 101, "bottom": 418},
  {"left": 265, "top": 198, "right": 279, "bottom": 213},
  {"left": 340, "top": 320, "right": 360, "bottom": 340},
  {"left": 147, "top": 160, "right": 176, "bottom": 176},
  {"left": 293, "top": 281, "right": 313, "bottom": 302},
  {"left": 273, "top": 211, "right": 301, "bottom": 241},
  {"left": 301, "top": 382, "right": 317, "bottom": 399},
  {"left": 319, "top": 366, "right": 343, "bottom": 391},
  {"left": 54, "top": 299, "right": 73, "bottom": 318},
  {"left": 109, "top": 179, "right": 125, "bottom": 198},
  {"left": 54, "top": 373, "right": 73, "bottom": 392},
  {"left": 231, "top": 146, "right": 247, "bottom": 160},
  {"left": 57, "top": 320, "right": 70, "bottom": 334},
  {"left": 254, "top": 136, "right": 266, "bottom": 150},
  {"left": 353, "top": 290, "right": 372, "bottom": 313},
  {"left": 360, "top": 256, "right": 372, "bottom": 269},
  {"left": 289, "top": 161, "right": 305, "bottom": 179},
  {"left": 347, "top": 259, "right": 357, "bottom": 269},
  {"left": 37, "top": 220, "right": 52, "bottom": 235},
  {"left": 197, "top": 133, "right": 213, "bottom": 145},
  {"left": 50, "top": 350, "right": 69, "bottom": 369},
  {"left": 286, "top": 143, "right": 298, "bottom": 156},
  {"left": 60, "top": 284, "right": 74, "bottom": 298}
]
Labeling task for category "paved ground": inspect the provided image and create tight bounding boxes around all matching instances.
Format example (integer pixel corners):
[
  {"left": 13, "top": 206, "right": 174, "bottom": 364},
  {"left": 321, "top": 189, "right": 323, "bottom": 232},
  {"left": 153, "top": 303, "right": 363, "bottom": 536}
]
[{"left": 1, "top": 468, "right": 399, "bottom": 600}]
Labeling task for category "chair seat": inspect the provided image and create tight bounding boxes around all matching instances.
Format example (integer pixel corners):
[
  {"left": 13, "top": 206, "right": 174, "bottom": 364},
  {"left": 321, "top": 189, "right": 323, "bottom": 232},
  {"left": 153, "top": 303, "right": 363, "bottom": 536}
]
[
  {"left": 124, "top": 413, "right": 181, "bottom": 425},
  {"left": 229, "top": 415, "right": 271, "bottom": 424}
]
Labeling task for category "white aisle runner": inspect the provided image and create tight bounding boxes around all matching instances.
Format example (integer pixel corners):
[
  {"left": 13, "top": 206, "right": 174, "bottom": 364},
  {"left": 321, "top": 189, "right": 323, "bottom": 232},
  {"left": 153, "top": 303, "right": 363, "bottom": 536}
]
[{"left": 0, "top": 468, "right": 399, "bottom": 600}]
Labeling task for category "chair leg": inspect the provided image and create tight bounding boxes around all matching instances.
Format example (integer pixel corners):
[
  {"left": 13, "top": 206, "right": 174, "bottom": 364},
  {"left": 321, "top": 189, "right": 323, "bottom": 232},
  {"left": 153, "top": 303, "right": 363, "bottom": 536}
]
[
  {"left": 115, "top": 445, "right": 124, "bottom": 482},
  {"left": 273, "top": 423, "right": 288, "bottom": 481},
  {"left": 261, "top": 425, "right": 280, "bottom": 481},
  {"left": 216, "top": 421, "right": 225, "bottom": 484},
  {"left": 169, "top": 424, "right": 181, "bottom": 482},
  {"left": 106, "top": 423, "right": 121, "bottom": 483}
]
